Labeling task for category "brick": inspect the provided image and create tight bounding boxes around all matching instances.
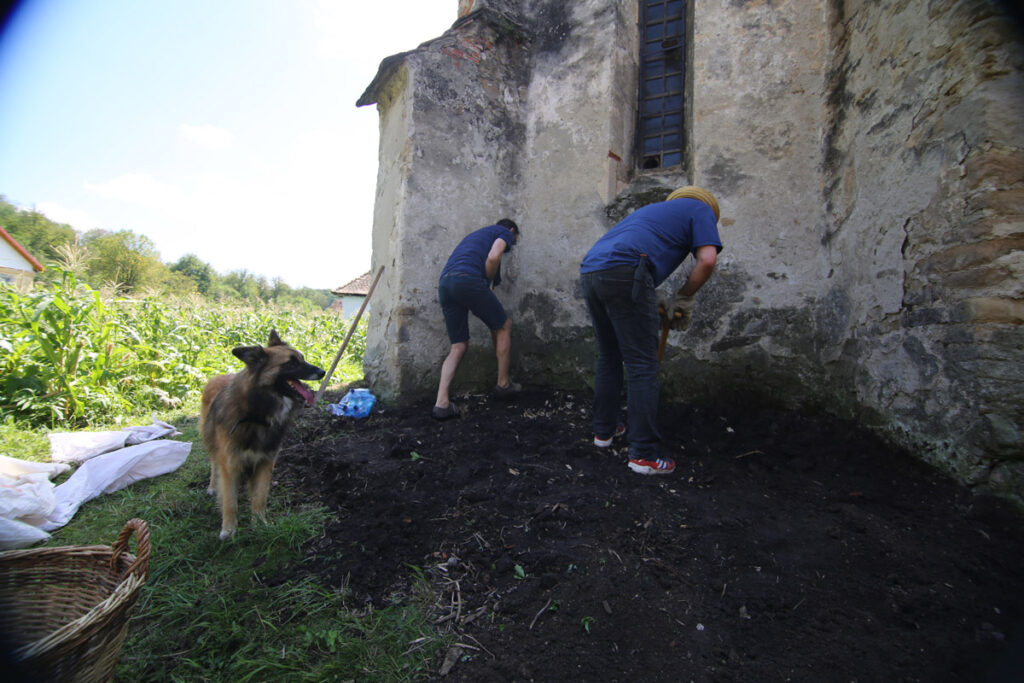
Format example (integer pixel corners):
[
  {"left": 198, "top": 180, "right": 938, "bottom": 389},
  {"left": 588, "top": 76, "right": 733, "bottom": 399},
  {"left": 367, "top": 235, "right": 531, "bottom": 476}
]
[{"left": 967, "top": 297, "right": 1024, "bottom": 323}]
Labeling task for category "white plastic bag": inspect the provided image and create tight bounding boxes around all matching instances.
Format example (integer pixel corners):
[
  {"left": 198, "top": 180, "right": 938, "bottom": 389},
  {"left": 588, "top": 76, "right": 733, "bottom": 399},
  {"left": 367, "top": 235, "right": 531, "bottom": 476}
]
[
  {"left": 42, "top": 440, "right": 191, "bottom": 531},
  {"left": 0, "top": 421, "right": 191, "bottom": 548},
  {"left": 0, "top": 516, "right": 50, "bottom": 549},
  {"left": 0, "top": 455, "right": 70, "bottom": 549},
  {"left": 48, "top": 418, "right": 181, "bottom": 463}
]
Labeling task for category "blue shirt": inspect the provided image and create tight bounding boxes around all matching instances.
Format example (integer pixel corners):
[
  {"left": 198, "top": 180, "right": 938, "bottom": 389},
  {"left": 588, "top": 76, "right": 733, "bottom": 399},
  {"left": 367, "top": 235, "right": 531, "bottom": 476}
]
[
  {"left": 440, "top": 224, "right": 516, "bottom": 280},
  {"left": 580, "top": 198, "right": 723, "bottom": 286}
]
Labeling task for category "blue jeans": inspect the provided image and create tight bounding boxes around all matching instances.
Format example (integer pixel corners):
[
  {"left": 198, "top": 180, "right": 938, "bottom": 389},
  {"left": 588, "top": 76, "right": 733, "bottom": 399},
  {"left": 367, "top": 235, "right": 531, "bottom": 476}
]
[{"left": 581, "top": 265, "right": 661, "bottom": 460}]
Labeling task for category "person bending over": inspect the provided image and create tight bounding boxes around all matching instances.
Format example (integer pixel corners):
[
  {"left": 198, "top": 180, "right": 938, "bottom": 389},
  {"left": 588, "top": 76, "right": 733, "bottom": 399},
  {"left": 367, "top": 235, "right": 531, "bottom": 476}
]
[
  {"left": 433, "top": 218, "right": 521, "bottom": 420},
  {"left": 579, "top": 187, "right": 723, "bottom": 474}
]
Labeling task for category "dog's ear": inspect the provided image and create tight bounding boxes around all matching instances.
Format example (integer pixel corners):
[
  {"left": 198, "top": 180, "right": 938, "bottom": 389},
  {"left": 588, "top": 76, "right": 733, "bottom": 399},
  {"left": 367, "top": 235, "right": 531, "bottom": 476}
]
[
  {"left": 267, "top": 329, "right": 284, "bottom": 347},
  {"left": 232, "top": 344, "right": 268, "bottom": 370}
]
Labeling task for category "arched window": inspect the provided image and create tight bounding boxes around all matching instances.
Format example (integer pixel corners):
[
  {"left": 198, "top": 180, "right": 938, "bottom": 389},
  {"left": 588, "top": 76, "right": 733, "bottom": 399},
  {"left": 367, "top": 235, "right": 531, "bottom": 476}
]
[{"left": 638, "top": 0, "right": 686, "bottom": 170}]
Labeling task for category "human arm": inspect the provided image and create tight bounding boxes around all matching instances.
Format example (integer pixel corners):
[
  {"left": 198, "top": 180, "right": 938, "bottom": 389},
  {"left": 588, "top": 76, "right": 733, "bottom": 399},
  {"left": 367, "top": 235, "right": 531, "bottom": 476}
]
[
  {"left": 485, "top": 237, "right": 509, "bottom": 284},
  {"left": 664, "top": 245, "right": 718, "bottom": 329},
  {"left": 677, "top": 245, "right": 718, "bottom": 297}
]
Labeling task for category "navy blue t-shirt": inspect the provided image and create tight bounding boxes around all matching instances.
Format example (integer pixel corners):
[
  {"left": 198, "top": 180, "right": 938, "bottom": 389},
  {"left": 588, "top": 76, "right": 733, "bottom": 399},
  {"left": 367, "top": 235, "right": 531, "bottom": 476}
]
[
  {"left": 440, "top": 224, "right": 517, "bottom": 280},
  {"left": 580, "top": 198, "right": 722, "bottom": 286}
]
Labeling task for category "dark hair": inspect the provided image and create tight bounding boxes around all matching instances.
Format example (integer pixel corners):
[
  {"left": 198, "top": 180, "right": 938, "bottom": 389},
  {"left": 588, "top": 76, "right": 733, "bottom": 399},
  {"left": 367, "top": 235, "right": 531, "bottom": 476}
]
[{"left": 497, "top": 218, "right": 519, "bottom": 236}]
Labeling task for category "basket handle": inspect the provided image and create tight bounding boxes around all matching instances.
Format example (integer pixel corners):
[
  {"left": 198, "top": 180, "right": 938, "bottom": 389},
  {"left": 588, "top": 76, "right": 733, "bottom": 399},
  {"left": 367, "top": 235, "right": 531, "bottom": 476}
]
[{"left": 109, "top": 518, "right": 151, "bottom": 579}]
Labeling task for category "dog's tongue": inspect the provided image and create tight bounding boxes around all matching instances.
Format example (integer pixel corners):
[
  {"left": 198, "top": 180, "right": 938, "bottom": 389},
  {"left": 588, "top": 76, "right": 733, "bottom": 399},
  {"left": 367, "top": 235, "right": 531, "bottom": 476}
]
[{"left": 289, "top": 380, "right": 316, "bottom": 405}]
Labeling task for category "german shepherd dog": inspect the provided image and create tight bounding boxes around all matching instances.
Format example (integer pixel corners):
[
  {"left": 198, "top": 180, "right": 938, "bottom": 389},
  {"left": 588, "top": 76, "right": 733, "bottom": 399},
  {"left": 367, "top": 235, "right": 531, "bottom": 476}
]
[{"left": 201, "top": 330, "right": 325, "bottom": 539}]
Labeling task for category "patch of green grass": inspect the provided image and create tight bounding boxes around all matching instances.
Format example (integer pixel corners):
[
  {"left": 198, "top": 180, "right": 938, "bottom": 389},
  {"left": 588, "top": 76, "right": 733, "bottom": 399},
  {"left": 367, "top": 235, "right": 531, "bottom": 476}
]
[
  {"left": 11, "top": 396, "right": 446, "bottom": 682},
  {"left": 0, "top": 415, "right": 51, "bottom": 462}
]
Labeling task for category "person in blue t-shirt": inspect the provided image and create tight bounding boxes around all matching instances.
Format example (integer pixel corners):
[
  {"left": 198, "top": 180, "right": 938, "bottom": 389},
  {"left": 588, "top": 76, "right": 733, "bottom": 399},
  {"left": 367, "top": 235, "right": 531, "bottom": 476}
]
[
  {"left": 433, "top": 218, "right": 521, "bottom": 420},
  {"left": 579, "top": 187, "right": 723, "bottom": 475}
]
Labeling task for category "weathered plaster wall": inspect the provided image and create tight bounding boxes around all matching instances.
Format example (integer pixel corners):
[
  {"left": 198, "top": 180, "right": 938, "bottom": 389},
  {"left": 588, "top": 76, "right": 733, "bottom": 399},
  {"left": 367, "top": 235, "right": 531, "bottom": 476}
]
[
  {"left": 361, "top": 8, "right": 532, "bottom": 397},
  {"left": 655, "top": 0, "right": 837, "bottom": 408},
  {"left": 511, "top": 0, "right": 640, "bottom": 385},
  {"left": 359, "top": 0, "right": 1024, "bottom": 504},
  {"left": 819, "top": 0, "right": 1024, "bottom": 497}
]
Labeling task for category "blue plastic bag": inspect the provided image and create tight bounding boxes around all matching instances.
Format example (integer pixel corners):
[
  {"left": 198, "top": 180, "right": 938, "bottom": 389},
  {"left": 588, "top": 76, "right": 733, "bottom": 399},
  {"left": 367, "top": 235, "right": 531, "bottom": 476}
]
[{"left": 328, "top": 388, "right": 376, "bottom": 418}]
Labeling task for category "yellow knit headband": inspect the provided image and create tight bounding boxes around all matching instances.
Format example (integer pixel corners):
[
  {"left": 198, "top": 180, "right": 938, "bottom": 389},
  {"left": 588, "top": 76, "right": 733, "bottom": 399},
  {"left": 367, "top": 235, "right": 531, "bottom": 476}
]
[{"left": 666, "top": 186, "right": 720, "bottom": 221}]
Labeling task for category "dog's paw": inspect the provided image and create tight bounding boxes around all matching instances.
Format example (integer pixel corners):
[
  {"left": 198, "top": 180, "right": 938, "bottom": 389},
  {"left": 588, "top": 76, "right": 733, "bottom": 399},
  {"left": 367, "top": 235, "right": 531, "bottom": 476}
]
[
  {"left": 218, "top": 528, "right": 236, "bottom": 540},
  {"left": 206, "top": 487, "right": 216, "bottom": 497}
]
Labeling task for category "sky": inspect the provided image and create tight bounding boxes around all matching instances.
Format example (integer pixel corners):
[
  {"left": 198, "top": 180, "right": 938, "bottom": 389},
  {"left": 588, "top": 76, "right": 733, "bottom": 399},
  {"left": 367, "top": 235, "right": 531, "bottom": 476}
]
[{"left": 0, "top": 0, "right": 456, "bottom": 290}]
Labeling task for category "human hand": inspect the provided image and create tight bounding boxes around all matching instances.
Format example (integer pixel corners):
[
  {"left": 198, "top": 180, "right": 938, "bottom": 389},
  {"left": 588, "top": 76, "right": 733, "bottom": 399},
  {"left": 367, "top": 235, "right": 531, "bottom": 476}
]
[
  {"left": 668, "top": 293, "right": 694, "bottom": 330},
  {"left": 657, "top": 294, "right": 671, "bottom": 328}
]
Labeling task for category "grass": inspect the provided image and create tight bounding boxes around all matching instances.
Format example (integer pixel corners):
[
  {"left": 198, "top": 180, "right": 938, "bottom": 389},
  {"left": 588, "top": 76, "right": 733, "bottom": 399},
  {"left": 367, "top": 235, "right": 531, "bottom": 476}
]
[{"left": 2, "top": 370, "right": 449, "bottom": 682}]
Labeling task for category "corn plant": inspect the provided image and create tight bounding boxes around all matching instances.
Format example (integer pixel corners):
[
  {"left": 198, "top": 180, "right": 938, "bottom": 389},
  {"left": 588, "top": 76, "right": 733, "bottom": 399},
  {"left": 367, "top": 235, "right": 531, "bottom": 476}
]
[{"left": 0, "top": 273, "right": 362, "bottom": 429}]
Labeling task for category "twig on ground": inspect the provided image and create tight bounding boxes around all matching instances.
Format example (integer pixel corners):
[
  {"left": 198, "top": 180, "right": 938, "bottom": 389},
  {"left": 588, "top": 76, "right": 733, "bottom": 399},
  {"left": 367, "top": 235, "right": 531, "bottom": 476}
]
[
  {"left": 461, "top": 605, "right": 488, "bottom": 625},
  {"left": 529, "top": 598, "right": 553, "bottom": 630},
  {"left": 459, "top": 633, "right": 495, "bottom": 659},
  {"left": 402, "top": 636, "right": 431, "bottom": 657}
]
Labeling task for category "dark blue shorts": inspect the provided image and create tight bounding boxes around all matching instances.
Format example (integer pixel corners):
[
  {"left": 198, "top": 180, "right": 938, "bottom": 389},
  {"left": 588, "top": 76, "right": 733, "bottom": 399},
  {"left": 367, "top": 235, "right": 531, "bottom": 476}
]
[{"left": 439, "top": 273, "right": 508, "bottom": 344}]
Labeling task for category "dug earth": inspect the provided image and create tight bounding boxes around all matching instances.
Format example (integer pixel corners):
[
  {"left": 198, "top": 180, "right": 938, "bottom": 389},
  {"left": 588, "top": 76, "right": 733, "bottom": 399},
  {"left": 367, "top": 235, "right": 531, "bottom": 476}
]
[{"left": 274, "top": 389, "right": 1024, "bottom": 682}]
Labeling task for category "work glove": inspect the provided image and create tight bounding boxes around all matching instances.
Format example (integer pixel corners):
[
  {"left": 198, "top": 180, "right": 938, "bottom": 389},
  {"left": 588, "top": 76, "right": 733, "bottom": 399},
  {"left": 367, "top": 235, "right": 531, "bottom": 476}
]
[
  {"left": 667, "top": 292, "right": 695, "bottom": 330},
  {"left": 657, "top": 294, "right": 671, "bottom": 328}
]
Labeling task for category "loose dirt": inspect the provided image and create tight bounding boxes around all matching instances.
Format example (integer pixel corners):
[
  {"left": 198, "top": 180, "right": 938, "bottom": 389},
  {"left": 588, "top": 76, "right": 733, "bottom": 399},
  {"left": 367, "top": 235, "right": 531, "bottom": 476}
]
[{"left": 276, "top": 388, "right": 1024, "bottom": 682}]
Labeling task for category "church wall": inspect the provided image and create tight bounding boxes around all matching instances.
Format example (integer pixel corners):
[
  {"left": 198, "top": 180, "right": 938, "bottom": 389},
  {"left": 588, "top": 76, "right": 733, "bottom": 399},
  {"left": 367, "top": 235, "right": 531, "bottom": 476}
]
[{"left": 360, "top": 0, "right": 1024, "bottom": 504}]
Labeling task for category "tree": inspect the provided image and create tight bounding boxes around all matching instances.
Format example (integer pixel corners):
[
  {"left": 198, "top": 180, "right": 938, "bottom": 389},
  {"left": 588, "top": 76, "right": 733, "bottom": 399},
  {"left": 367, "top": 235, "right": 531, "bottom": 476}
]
[
  {"left": 222, "top": 269, "right": 262, "bottom": 303},
  {"left": 0, "top": 196, "right": 76, "bottom": 263},
  {"left": 170, "top": 253, "right": 216, "bottom": 294},
  {"left": 82, "top": 229, "right": 163, "bottom": 293}
]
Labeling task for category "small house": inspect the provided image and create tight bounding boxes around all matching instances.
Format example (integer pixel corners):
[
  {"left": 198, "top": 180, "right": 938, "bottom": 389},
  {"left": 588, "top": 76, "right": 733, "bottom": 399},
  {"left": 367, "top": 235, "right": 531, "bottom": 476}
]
[
  {"left": 331, "top": 272, "right": 372, "bottom": 319},
  {"left": 0, "top": 226, "right": 44, "bottom": 291}
]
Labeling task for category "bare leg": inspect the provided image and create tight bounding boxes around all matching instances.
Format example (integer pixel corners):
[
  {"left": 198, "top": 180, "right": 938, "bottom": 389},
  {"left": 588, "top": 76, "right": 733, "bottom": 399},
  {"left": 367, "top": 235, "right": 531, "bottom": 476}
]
[
  {"left": 435, "top": 342, "right": 468, "bottom": 408},
  {"left": 492, "top": 318, "right": 512, "bottom": 388},
  {"left": 249, "top": 458, "right": 276, "bottom": 524}
]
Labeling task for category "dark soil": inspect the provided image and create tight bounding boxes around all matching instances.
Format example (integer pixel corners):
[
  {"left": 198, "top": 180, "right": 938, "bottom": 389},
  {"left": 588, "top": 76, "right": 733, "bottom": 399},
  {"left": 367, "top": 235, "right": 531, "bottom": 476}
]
[{"left": 277, "top": 389, "right": 1024, "bottom": 682}]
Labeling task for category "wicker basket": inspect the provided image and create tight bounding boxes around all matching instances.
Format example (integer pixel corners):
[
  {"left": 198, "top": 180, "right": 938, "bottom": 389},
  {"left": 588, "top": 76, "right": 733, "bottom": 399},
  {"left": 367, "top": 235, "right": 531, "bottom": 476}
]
[{"left": 0, "top": 518, "right": 151, "bottom": 683}]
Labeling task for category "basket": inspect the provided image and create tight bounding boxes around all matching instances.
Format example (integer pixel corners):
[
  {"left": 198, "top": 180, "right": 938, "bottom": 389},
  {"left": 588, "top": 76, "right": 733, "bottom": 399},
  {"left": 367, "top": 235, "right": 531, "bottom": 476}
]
[{"left": 0, "top": 518, "right": 151, "bottom": 683}]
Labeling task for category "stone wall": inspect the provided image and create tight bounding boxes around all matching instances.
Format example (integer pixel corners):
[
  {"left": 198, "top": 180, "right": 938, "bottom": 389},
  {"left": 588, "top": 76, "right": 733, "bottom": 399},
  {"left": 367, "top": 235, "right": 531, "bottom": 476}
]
[
  {"left": 820, "top": 0, "right": 1024, "bottom": 495},
  {"left": 359, "top": 6, "right": 532, "bottom": 396},
  {"left": 357, "top": 0, "right": 1024, "bottom": 504}
]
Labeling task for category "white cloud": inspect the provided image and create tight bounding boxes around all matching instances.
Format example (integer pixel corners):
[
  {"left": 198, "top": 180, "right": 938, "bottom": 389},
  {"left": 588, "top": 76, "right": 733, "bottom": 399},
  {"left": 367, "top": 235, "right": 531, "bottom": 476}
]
[
  {"left": 179, "top": 123, "right": 234, "bottom": 150},
  {"left": 83, "top": 173, "right": 185, "bottom": 208},
  {"left": 33, "top": 202, "right": 101, "bottom": 229}
]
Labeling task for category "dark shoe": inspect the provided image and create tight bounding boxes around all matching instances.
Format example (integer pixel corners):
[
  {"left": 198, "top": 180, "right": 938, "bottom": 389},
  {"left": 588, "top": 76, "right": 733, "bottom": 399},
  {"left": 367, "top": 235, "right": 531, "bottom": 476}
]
[
  {"left": 628, "top": 457, "right": 676, "bottom": 475},
  {"left": 491, "top": 381, "right": 521, "bottom": 401},
  {"left": 594, "top": 423, "right": 627, "bottom": 448},
  {"left": 432, "top": 405, "right": 459, "bottom": 421}
]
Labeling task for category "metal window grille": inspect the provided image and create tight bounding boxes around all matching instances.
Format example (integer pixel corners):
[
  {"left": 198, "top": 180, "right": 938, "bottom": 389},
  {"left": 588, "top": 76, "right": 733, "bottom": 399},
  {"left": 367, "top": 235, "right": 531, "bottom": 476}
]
[{"left": 638, "top": 0, "right": 686, "bottom": 170}]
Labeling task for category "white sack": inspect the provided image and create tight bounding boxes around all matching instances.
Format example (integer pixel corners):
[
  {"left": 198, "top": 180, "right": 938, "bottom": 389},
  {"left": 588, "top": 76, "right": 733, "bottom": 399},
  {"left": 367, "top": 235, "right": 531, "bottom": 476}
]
[
  {"left": 48, "top": 418, "right": 181, "bottom": 463},
  {"left": 42, "top": 439, "right": 191, "bottom": 531},
  {"left": 0, "top": 455, "right": 71, "bottom": 549},
  {"left": 0, "top": 516, "right": 51, "bottom": 549},
  {"left": 0, "top": 453, "right": 71, "bottom": 478},
  {"left": 0, "top": 471, "right": 58, "bottom": 524},
  {"left": 123, "top": 418, "right": 181, "bottom": 444}
]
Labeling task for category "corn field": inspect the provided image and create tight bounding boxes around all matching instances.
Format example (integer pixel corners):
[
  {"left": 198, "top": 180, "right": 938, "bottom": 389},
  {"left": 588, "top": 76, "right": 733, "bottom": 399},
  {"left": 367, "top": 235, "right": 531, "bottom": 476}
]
[{"left": 0, "top": 272, "right": 363, "bottom": 428}]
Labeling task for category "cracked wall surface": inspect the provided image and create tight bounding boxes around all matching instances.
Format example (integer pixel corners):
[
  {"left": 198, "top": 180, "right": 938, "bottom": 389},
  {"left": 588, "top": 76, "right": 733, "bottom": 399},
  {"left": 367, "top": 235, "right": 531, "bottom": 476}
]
[
  {"left": 358, "top": 0, "right": 1024, "bottom": 505},
  {"left": 819, "top": 0, "right": 1024, "bottom": 498}
]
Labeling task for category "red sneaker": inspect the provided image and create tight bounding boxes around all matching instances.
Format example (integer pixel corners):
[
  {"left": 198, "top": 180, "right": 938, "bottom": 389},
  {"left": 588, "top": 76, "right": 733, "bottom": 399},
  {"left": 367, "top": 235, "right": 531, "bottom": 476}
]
[
  {"left": 628, "top": 457, "right": 676, "bottom": 475},
  {"left": 594, "top": 423, "right": 627, "bottom": 448}
]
